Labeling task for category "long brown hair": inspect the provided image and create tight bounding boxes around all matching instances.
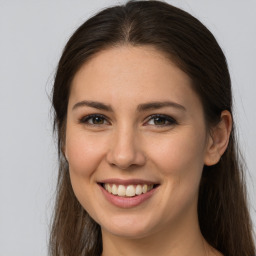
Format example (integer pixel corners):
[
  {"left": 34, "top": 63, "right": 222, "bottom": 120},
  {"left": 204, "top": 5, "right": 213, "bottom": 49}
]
[{"left": 50, "top": 1, "right": 255, "bottom": 255}]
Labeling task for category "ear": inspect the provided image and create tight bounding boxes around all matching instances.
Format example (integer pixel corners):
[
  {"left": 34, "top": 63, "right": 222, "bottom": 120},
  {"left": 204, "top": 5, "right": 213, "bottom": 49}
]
[{"left": 204, "top": 110, "right": 232, "bottom": 166}]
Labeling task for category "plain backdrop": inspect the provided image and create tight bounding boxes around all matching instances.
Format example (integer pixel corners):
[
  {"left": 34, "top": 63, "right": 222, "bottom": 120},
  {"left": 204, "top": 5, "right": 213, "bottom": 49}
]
[{"left": 0, "top": 0, "right": 255, "bottom": 255}]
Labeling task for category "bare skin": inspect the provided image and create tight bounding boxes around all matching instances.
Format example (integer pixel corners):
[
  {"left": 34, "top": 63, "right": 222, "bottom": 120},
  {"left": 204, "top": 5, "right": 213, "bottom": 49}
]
[{"left": 65, "top": 45, "right": 230, "bottom": 256}]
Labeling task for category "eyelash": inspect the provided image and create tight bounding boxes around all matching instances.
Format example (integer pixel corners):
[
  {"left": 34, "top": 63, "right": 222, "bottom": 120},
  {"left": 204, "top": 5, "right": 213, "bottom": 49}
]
[
  {"left": 145, "top": 114, "right": 177, "bottom": 127},
  {"left": 79, "top": 114, "right": 110, "bottom": 126},
  {"left": 79, "top": 114, "right": 177, "bottom": 127}
]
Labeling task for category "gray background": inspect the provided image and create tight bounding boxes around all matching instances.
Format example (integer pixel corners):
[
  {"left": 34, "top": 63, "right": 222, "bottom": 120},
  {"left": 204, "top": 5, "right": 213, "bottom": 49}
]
[{"left": 0, "top": 0, "right": 255, "bottom": 255}]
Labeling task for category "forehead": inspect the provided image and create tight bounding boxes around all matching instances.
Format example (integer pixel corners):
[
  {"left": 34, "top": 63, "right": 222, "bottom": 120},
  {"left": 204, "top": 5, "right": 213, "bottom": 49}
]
[{"left": 69, "top": 45, "right": 202, "bottom": 111}]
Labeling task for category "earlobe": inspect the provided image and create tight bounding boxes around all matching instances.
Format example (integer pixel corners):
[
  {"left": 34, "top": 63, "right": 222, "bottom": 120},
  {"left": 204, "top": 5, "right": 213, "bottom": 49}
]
[{"left": 204, "top": 110, "right": 232, "bottom": 166}]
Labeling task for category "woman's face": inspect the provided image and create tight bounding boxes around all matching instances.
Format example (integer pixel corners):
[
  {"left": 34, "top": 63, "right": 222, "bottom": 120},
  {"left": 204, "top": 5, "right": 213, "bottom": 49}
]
[{"left": 65, "top": 46, "right": 212, "bottom": 239}]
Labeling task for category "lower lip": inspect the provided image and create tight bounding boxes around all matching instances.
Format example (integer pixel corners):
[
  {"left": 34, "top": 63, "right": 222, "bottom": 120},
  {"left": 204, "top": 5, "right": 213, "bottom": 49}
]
[{"left": 99, "top": 185, "right": 158, "bottom": 208}]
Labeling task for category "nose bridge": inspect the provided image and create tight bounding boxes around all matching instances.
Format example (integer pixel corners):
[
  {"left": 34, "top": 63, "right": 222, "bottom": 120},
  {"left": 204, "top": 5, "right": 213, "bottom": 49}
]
[{"left": 106, "top": 122, "right": 145, "bottom": 169}]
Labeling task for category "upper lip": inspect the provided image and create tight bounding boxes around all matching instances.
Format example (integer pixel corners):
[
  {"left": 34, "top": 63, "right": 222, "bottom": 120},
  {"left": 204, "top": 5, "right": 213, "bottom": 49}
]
[{"left": 98, "top": 178, "right": 160, "bottom": 185}]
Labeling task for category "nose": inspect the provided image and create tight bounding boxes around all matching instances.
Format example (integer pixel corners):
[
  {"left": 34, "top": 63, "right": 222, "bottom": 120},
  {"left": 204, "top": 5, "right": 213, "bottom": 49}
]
[{"left": 106, "top": 126, "right": 146, "bottom": 170}]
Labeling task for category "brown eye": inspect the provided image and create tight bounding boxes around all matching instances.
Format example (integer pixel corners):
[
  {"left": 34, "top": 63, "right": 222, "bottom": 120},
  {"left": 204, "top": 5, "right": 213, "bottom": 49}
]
[
  {"left": 146, "top": 114, "right": 177, "bottom": 126},
  {"left": 80, "top": 114, "right": 109, "bottom": 125},
  {"left": 91, "top": 116, "right": 105, "bottom": 124},
  {"left": 153, "top": 116, "right": 167, "bottom": 125}
]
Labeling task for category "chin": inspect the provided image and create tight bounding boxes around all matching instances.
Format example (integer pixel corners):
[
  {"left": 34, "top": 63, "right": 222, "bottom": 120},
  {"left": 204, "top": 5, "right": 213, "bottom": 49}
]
[
  {"left": 103, "top": 225, "right": 153, "bottom": 240},
  {"left": 99, "top": 212, "right": 159, "bottom": 239}
]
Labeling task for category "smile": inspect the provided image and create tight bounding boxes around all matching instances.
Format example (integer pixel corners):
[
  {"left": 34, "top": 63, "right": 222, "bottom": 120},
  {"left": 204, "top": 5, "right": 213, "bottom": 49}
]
[
  {"left": 98, "top": 180, "right": 160, "bottom": 208},
  {"left": 103, "top": 183, "right": 155, "bottom": 197}
]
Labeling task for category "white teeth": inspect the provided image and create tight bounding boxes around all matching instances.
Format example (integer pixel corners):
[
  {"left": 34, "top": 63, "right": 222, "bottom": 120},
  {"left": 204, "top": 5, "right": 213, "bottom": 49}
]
[
  {"left": 126, "top": 185, "right": 135, "bottom": 197},
  {"left": 135, "top": 185, "right": 142, "bottom": 195},
  {"left": 107, "top": 184, "right": 112, "bottom": 193},
  {"left": 117, "top": 185, "right": 126, "bottom": 196},
  {"left": 103, "top": 183, "right": 155, "bottom": 197},
  {"left": 142, "top": 184, "right": 148, "bottom": 194},
  {"left": 111, "top": 184, "right": 118, "bottom": 195}
]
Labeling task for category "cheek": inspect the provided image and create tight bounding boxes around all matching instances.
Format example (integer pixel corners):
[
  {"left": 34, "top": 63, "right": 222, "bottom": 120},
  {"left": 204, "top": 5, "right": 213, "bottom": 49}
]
[
  {"left": 65, "top": 129, "right": 109, "bottom": 178},
  {"left": 65, "top": 130, "right": 108, "bottom": 216},
  {"left": 144, "top": 130, "right": 206, "bottom": 222},
  {"left": 146, "top": 129, "right": 206, "bottom": 194},
  {"left": 150, "top": 130, "right": 205, "bottom": 172}
]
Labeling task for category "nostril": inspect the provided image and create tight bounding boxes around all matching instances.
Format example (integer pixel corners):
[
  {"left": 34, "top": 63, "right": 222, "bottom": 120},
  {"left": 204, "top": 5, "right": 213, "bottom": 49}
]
[{"left": 106, "top": 142, "right": 147, "bottom": 169}]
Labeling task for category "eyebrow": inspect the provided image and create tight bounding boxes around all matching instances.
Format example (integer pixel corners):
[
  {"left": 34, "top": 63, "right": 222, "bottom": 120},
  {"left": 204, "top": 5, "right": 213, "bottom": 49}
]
[
  {"left": 137, "top": 101, "right": 186, "bottom": 112},
  {"left": 72, "top": 100, "right": 113, "bottom": 111},
  {"left": 72, "top": 100, "right": 186, "bottom": 112}
]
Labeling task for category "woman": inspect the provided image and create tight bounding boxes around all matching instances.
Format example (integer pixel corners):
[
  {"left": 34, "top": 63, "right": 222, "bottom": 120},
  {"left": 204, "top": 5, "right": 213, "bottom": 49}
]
[{"left": 49, "top": 1, "right": 255, "bottom": 255}]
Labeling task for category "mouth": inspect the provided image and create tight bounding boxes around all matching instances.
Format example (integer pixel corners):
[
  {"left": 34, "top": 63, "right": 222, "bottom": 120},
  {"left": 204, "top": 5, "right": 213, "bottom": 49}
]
[
  {"left": 98, "top": 181, "right": 160, "bottom": 197},
  {"left": 98, "top": 180, "right": 160, "bottom": 208}
]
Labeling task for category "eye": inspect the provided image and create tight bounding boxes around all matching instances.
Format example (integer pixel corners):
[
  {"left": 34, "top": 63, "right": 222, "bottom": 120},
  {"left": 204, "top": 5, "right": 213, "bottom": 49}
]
[
  {"left": 145, "top": 114, "right": 177, "bottom": 127},
  {"left": 79, "top": 114, "right": 110, "bottom": 126}
]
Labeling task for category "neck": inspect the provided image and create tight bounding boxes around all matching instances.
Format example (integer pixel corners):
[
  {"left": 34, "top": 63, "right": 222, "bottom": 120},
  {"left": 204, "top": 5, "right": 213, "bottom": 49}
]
[{"left": 101, "top": 210, "right": 210, "bottom": 256}]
